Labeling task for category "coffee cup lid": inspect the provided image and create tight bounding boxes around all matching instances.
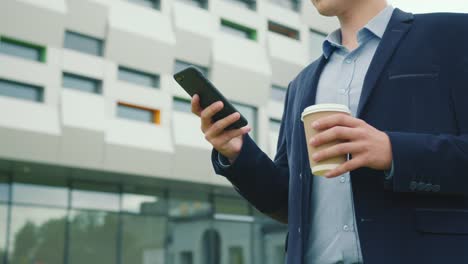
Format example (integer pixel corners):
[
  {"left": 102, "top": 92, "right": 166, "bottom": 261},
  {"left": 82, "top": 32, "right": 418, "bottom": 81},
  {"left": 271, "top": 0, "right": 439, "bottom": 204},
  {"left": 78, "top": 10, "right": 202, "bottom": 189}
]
[{"left": 301, "top": 104, "right": 351, "bottom": 121}]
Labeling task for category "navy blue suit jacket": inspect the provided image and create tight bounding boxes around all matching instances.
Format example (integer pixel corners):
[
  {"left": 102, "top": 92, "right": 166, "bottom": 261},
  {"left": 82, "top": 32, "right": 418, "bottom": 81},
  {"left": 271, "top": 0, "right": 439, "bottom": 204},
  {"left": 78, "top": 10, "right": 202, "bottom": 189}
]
[{"left": 212, "top": 9, "right": 468, "bottom": 263}]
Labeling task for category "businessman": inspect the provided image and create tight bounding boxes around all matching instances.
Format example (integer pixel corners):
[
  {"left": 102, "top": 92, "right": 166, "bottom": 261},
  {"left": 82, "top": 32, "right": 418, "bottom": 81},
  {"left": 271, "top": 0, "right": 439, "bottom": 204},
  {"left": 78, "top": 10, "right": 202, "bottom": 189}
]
[{"left": 191, "top": 0, "right": 468, "bottom": 263}]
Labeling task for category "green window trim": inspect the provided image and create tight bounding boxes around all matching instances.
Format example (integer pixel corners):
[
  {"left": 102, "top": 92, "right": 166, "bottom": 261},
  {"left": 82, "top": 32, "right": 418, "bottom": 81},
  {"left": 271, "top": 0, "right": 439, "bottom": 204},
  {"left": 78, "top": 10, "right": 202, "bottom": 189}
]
[
  {"left": 221, "top": 19, "right": 257, "bottom": 41},
  {"left": 0, "top": 36, "right": 47, "bottom": 63}
]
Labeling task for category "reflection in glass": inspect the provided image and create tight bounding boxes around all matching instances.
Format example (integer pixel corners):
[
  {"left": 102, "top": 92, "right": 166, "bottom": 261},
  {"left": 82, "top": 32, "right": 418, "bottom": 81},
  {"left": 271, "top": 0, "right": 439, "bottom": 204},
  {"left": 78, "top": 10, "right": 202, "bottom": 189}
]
[
  {"left": 12, "top": 183, "right": 68, "bottom": 207},
  {"left": 0, "top": 205, "right": 7, "bottom": 263},
  {"left": 202, "top": 229, "right": 221, "bottom": 264},
  {"left": 214, "top": 196, "right": 250, "bottom": 216},
  {"left": 121, "top": 214, "right": 167, "bottom": 264},
  {"left": 71, "top": 182, "right": 119, "bottom": 212},
  {"left": 9, "top": 205, "right": 66, "bottom": 264},
  {"left": 229, "top": 246, "right": 244, "bottom": 264},
  {"left": 169, "top": 192, "right": 211, "bottom": 219},
  {"left": 0, "top": 175, "right": 8, "bottom": 202},
  {"left": 68, "top": 210, "right": 118, "bottom": 264},
  {"left": 180, "top": 251, "right": 193, "bottom": 264}
]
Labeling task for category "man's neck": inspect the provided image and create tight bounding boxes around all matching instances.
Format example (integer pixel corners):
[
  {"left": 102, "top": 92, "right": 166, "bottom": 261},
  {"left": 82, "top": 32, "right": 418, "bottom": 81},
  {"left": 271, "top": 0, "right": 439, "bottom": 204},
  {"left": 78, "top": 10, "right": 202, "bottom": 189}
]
[{"left": 338, "top": 1, "right": 388, "bottom": 51}]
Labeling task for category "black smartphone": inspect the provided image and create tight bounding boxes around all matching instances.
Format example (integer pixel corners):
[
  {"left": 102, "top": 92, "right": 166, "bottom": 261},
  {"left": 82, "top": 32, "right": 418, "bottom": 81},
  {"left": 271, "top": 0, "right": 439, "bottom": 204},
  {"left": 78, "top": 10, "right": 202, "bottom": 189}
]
[{"left": 173, "top": 66, "right": 248, "bottom": 130}]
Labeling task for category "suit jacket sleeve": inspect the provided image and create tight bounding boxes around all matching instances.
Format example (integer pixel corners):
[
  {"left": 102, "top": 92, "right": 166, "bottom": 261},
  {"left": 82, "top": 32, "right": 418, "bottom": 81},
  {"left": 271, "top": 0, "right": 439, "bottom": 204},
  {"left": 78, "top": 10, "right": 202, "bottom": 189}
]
[
  {"left": 211, "top": 85, "right": 291, "bottom": 215},
  {"left": 386, "top": 65, "right": 468, "bottom": 195}
]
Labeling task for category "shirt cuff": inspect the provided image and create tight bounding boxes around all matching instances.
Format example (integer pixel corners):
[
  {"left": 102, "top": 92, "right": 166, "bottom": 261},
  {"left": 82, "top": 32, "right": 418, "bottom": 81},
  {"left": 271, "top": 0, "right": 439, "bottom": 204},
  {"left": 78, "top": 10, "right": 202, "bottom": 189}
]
[
  {"left": 218, "top": 153, "right": 232, "bottom": 168},
  {"left": 384, "top": 160, "right": 395, "bottom": 180}
]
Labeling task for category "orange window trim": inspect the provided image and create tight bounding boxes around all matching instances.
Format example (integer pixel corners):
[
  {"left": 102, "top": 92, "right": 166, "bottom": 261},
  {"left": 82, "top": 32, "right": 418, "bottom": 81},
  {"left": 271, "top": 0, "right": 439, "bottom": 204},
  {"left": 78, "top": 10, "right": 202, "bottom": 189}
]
[{"left": 118, "top": 101, "right": 161, "bottom": 125}]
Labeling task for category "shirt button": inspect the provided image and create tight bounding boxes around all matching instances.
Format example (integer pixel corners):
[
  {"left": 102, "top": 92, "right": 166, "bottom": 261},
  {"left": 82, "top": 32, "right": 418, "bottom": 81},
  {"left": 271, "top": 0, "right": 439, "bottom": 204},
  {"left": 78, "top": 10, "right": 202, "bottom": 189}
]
[
  {"left": 339, "top": 88, "right": 347, "bottom": 94},
  {"left": 298, "top": 227, "right": 301, "bottom": 233},
  {"left": 345, "top": 59, "right": 352, "bottom": 64},
  {"left": 340, "top": 176, "right": 346, "bottom": 183},
  {"left": 343, "top": 225, "right": 350, "bottom": 231},
  {"left": 299, "top": 173, "right": 302, "bottom": 180}
]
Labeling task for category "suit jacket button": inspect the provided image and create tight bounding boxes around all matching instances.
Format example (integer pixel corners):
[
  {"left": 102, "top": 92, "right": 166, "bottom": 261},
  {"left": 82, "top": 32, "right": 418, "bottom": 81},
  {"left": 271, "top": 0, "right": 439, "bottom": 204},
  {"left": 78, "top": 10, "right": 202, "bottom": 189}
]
[{"left": 432, "top": 185, "right": 441, "bottom": 192}]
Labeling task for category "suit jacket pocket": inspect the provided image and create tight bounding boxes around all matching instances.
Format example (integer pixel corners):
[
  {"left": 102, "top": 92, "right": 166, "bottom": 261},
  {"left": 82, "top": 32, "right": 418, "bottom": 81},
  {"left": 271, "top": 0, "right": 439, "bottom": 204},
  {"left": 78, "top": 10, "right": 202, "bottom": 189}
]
[{"left": 415, "top": 208, "right": 468, "bottom": 235}]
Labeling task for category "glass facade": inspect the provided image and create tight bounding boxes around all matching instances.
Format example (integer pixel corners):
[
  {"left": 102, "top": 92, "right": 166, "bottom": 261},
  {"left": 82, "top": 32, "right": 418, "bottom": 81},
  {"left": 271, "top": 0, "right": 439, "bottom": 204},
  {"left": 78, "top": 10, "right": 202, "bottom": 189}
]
[
  {"left": 0, "top": 79, "right": 43, "bottom": 102},
  {"left": 62, "top": 73, "right": 102, "bottom": 94},
  {"left": 64, "top": 31, "right": 104, "bottom": 57},
  {"left": 118, "top": 66, "right": 160, "bottom": 89},
  {"left": 0, "top": 168, "right": 286, "bottom": 264}
]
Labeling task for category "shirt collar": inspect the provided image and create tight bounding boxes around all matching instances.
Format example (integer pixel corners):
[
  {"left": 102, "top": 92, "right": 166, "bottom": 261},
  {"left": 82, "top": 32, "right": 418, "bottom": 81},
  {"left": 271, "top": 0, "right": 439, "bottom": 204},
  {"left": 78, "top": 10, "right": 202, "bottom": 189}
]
[{"left": 322, "top": 5, "right": 395, "bottom": 59}]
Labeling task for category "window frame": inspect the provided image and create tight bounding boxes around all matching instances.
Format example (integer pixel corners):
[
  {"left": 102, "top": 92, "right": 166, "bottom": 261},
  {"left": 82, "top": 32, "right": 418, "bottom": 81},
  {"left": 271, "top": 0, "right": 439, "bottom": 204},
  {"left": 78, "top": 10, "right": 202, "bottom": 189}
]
[
  {"left": 0, "top": 36, "right": 46, "bottom": 62},
  {"left": 118, "top": 66, "right": 160, "bottom": 89},
  {"left": 117, "top": 102, "right": 161, "bottom": 125},
  {"left": 0, "top": 78, "right": 44, "bottom": 102},
  {"left": 62, "top": 72, "right": 103, "bottom": 94},
  {"left": 220, "top": 19, "right": 257, "bottom": 41},
  {"left": 64, "top": 30, "right": 104, "bottom": 57},
  {"left": 268, "top": 21, "right": 300, "bottom": 40}
]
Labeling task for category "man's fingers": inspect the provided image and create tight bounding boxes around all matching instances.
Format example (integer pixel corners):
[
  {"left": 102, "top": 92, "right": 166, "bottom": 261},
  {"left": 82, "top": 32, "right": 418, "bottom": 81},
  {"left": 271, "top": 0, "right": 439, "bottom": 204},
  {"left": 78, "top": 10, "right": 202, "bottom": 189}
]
[
  {"left": 325, "top": 156, "right": 365, "bottom": 178},
  {"left": 212, "top": 126, "right": 251, "bottom": 148},
  {"left": 310, "top": 126, "right": 362, "bottom": 147},
  {"left": 200, "top": 101, "right": 224, "bottom": 131},
  {"left": 312, "top": 142, "right": 362, "bottom": 162},
  {"left": 312, "top": 114, "right": 363, "bottom": 131},
  {"left": 205, "top": 112, "right": 241, "bottom": 140},
  {"left": 191, "top": 94, "right": 203, "bottom": 117}
]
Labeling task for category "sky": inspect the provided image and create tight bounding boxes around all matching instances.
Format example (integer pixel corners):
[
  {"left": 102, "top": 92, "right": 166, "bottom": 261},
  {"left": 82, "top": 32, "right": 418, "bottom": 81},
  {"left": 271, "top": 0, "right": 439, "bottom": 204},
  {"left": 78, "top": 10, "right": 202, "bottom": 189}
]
[{"left": 388, "top": 0, "right": 468, "bottom": 13}]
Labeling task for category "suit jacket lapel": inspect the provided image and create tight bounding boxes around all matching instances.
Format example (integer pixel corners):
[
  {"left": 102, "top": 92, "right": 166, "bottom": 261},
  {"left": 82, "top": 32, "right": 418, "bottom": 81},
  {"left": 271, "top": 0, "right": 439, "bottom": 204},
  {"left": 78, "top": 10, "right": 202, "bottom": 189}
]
[{"left": 357, "top": 9, "right": 414, "bottom": 117}]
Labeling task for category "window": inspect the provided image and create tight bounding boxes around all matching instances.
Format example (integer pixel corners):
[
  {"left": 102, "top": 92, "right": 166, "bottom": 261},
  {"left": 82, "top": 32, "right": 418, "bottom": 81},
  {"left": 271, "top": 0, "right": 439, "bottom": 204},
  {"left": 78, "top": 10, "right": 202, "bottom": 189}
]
[
  {"left": 0, "top": 79, "right": 43, "bottom": 102},
  {"left": 177, "top": 0, "right": 207, "bottom": 9},
  {"left": 12, "top": 182, "right": 68, "bottom": 207},
  {"left": 118, "top": 66, "right": 160, "bottom": 88},
  {"left": 63, "top": 72, "right": 102, "bottom": 94},
  {"left": 128, "top": 0, "right": 160, "bottom": 10},
  {"left": 221, "top": 19, "right": 257, "bottom": 41},
  {"left": 232, "top": 102, "right": 257, "bottom": 140},
  {"left": 169, "top": 191, "right": 211, "bottom": 219},
  {"left": 271, "top": 84, "right": 287, "bottom": 102},
  {"left": 268, "top": 21, "right": 300, "bottom": 40},
  {"left": 117, "top": 102, "right": 161, "bottom": 125},
  {"left": 214, "top": 196, "right": 250, "bottom": 216},
  {"left": 64, "top": 31, "right": 104, "bottom": 56},
  {"left": 224, "top": 0, "right": 256, "bottom": 10},
  {"left": 229, "top": 246, "right": 244, "bottom": 264},
  {"left": 269, "top": 0, "right": 300, "bottom": 12},
  {"left": 180, "top": 251, "right": 194, "bottom": 264},
  {"left": 310, "top": 29, "right": 327, "bottom": 59},
  {"left": 270, "top": 118, "right": 282, "bottom": 133},
  {"left": 174, "top": 60, "right": 209, "bottom": 77},
  {"left": 0, "top": 36, "right": 46, "bottom": 62},
  {"left": 173, "top": 97, "right": 192, "bottom": 113}
]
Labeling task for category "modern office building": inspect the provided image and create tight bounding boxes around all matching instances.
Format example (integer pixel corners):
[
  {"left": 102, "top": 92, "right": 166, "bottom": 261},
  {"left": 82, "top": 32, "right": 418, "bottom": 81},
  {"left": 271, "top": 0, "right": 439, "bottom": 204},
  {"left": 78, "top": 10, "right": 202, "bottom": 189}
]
[{"left": 0, "top": 0, "right": 337, "bottom": 263}]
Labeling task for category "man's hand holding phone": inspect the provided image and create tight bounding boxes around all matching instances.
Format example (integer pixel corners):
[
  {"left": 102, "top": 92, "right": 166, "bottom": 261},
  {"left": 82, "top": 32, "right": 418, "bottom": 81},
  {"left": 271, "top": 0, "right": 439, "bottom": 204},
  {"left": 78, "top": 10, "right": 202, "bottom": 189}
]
[{"left": 191, "top": 94, "right": 251, "bottom": 164}]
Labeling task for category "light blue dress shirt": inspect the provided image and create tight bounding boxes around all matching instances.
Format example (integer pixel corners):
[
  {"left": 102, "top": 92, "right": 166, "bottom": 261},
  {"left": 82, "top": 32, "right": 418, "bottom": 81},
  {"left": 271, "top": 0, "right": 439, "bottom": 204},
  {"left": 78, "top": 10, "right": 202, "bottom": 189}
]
[{"left": 305, "top": 6, "right": 395, "bottom": 264}]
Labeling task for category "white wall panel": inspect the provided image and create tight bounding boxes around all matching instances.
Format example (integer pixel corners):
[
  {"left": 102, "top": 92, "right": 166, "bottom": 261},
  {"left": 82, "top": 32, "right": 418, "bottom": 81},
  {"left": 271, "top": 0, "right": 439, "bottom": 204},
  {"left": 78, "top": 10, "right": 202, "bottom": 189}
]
[
  {"left": 65, "top": 0, "right": 109, "bottom": 39},
  {"left": 106, "top": 1, "right": 176, "bottom": 75},
  {"left": 173, "top": 2, "right": 216, "bottom": 66},
  {"left": 0, "top": 0, "right": 66, "bottom": 47}
]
